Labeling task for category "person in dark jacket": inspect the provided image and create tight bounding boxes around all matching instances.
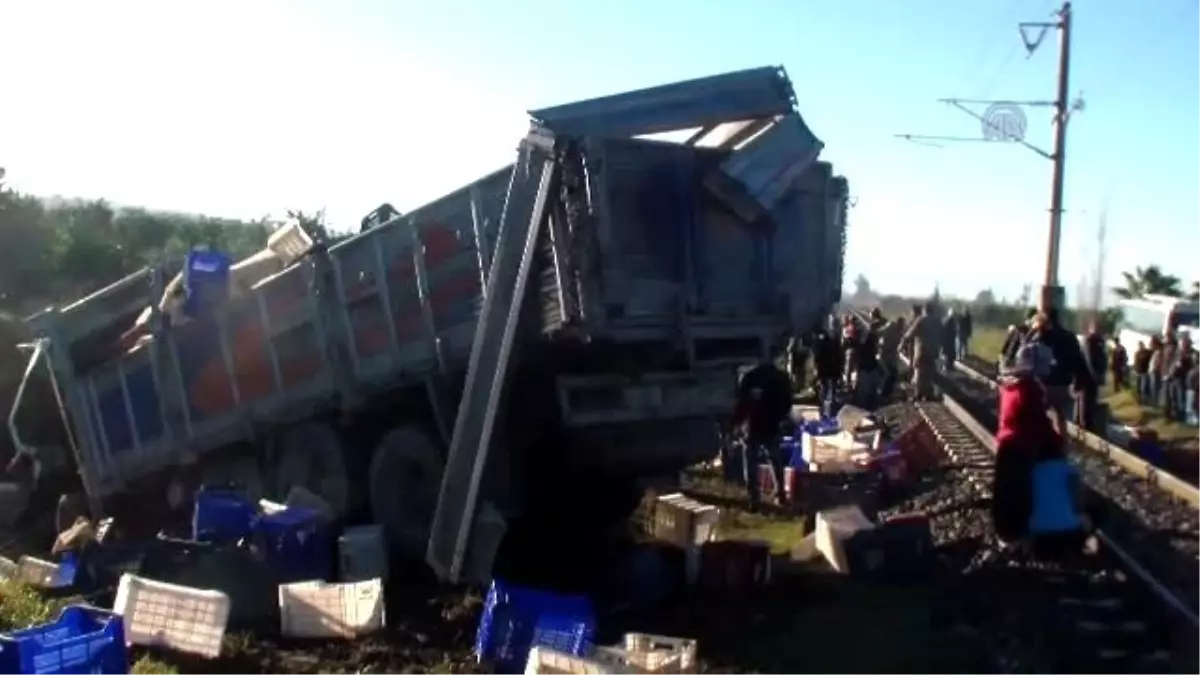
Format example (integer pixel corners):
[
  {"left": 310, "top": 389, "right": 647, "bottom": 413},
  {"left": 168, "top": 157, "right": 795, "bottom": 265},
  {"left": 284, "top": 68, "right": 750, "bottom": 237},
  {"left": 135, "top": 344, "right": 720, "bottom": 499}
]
[
  {"left": 786, "top": 330, "right": 810, "bottom": 393},
  {"left": 941, "top": 309, "right": 959, "bottom": 371},
  {"left": 1132, "top": 340, "right": 1152, "bottom": 404},
  {"left": 812, "top": 318, "right": 843, "bottom": 417},
  {"left": 1109, "top": 336, "right": 1128, "bottom": 391},
  {"left": 1078, "top": 322, "right": 1107, "bottom": 431},
  {"left": 1083, "top": 323, "right": 1107, "bottom": 390},
  {"left": 1187, "top": 355, "right": 1199, "bottom": 426},
  {"left": 958, "top": 308, "right": 974, "bottom": 360},
  {"left": 1026, "top": 309, "right": 1093, "bottom": 428},
  {"left": 878, "top": 314, "right": 905, "bottom": 400},
  {"left": 841, "top": 316, "right": 860, "bottom": 389},
  {"left": 1158, "top": 336, "right": 1177, "bottom": 411},
  {"left": 731, "top": 360, "right": 794, "bottom": 509},
  {"left": 1148, "top": 335, "right": 1166, "bottom": 406},
  {"left": 854, "top": 320, "right": 882, "bottom": 408},
  {"left": 1000, "top": 308, "right": 1039, "bottom": 369},
  {"left": 1167, "top": 335, "right": 1194, "bottom": 421}
]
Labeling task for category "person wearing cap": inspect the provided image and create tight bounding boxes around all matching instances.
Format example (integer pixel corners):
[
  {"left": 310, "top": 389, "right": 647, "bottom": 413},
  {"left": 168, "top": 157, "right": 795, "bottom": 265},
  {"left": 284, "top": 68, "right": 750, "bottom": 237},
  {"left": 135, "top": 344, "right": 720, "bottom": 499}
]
[
  {"left": 1026, "top": 308, "right": 1093, "bottom": 427},
  {"left": 992, "top": 341, "right": 1061, "bottom": 544},
  {"left": 1000, "top": 308, "right": 1038, "bottom": 370}
]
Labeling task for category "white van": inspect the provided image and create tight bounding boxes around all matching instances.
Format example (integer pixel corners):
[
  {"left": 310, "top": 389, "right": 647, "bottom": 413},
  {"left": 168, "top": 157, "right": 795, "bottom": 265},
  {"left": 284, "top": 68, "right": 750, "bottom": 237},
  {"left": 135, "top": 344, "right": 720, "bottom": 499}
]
[{"left": 1115, "top": 294, "right": 1199, "bottom": 362}]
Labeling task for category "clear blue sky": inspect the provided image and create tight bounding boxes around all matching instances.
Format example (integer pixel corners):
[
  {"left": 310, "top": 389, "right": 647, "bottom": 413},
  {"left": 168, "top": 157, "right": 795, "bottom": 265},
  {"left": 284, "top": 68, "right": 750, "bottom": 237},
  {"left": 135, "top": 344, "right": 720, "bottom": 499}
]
[{"left": 1, "top": 0, "right": 1196, "bottom": 302}]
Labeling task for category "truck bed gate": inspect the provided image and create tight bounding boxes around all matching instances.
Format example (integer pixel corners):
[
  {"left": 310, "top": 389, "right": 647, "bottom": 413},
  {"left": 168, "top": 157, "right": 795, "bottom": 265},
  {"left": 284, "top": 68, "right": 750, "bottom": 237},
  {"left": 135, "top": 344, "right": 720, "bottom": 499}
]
[{"left": 426, "top": 129, "right": 559, "bottom": 583}]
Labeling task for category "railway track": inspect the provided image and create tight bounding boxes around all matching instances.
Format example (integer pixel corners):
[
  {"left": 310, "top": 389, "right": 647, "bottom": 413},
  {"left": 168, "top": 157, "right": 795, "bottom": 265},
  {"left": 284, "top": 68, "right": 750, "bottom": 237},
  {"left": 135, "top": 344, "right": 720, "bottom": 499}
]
[{"left": 844, "top": 309, "right": 1199, "bottom": 672}]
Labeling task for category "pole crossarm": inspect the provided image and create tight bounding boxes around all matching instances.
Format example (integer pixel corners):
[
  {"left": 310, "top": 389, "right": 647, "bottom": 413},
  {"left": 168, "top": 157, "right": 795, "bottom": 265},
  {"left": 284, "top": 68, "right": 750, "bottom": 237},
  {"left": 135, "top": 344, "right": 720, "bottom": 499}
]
[
  {"left": 937, "top": 97, "right": 1057, "bottom": 108},
  {"left": 941, "top": 99, "right": 1055, "bottom": 160}
]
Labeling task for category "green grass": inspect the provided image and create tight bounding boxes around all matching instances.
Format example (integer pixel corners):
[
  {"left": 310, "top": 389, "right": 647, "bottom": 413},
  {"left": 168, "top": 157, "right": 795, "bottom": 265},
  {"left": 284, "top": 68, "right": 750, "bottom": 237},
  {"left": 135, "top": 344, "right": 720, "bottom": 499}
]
[
  {"left": 968, "top": 325, "right": 1009, "bottom": 368},
  {"left": 0, "top": 578, "right": 72, "bottom": 632}
]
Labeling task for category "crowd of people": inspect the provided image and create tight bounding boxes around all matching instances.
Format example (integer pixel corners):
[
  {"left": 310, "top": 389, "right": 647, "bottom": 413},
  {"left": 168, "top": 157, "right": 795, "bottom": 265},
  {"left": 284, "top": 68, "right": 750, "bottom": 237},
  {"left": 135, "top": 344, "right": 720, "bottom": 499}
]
[
  {"left": 1001, "top": 311, "right": 1199, "bottom": 429},
  {"left": 725, "top": 303, "right": 975, "bottom": 511},
  {"left": 726, "top": 303, "right": 1108, "bottom": 547},
  {"left": 780, "top": 304, "right": 972, "bottom": 415},
  {"left": 1123, "top": 332, "right": 1197, "bottom": 426}
]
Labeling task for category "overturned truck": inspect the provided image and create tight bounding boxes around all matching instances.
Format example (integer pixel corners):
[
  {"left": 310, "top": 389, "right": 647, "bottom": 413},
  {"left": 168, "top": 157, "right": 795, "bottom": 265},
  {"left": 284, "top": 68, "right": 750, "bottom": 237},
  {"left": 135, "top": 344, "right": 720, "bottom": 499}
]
[{"left": 10, "top": 66, "right": 849, "bottom": 583}]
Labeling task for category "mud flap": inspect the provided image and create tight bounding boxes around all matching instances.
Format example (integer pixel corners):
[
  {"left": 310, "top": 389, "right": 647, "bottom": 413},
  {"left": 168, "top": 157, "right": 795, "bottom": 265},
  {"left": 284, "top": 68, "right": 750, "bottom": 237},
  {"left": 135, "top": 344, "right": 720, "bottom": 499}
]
[
  {"left": 369, "top": 427, "right": 444, "bottom": 559},
  {"left": 426, "top": 129, "right": 558, "bottom": 583},
  {"left": 269, "top": 422, "right": 350, "bottom": 517}
]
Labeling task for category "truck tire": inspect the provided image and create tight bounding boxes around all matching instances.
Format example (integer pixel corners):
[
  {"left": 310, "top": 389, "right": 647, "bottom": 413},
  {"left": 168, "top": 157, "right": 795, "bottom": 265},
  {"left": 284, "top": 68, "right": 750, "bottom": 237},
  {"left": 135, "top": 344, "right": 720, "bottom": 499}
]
[
  {"left": 369, "top": 427, "right": 444, "bottom": 559},
  {"left": 269, "top": 422, "right": 350, "bottom": 517}
]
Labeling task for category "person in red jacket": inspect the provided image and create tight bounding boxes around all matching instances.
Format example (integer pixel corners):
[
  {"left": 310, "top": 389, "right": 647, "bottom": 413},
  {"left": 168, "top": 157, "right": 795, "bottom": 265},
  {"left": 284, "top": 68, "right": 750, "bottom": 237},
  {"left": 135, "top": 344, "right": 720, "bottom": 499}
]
[{"left": 992, "top": 342, "right": 1062, "bottom": 543}]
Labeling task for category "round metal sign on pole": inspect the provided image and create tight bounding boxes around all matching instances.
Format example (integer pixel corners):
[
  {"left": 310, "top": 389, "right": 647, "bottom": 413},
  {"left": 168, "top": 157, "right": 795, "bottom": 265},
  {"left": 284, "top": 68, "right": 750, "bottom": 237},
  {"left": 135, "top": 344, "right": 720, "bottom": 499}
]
[{"left": 981, "top": 103, "right": 1028, "bottom": 142}]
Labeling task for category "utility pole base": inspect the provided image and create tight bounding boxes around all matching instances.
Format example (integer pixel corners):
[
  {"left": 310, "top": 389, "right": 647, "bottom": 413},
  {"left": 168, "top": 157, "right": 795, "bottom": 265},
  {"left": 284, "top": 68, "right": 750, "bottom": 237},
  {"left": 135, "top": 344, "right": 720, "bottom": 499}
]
[{"left": 1039, "top": 284, "right": 1065, "bottom": 313}]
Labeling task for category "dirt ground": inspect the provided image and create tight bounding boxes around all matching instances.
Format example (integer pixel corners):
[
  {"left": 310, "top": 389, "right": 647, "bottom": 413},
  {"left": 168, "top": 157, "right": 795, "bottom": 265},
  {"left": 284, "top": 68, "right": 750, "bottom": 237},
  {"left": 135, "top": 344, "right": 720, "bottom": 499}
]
[
  {"left": 7, "top": 392, "right": 988, "bottom": 674},
  {"left": 119, "top": 455, "right": 990, "bottom": 674}
]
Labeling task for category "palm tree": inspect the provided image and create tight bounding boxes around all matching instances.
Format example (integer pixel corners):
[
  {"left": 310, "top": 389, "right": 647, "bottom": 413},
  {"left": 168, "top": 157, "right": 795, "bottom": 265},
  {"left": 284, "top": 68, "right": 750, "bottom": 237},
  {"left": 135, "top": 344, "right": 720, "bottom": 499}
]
[
  {"left": 1188, "top": 281, "right": 1199, "bottom": 302},
  {"left": 1113, "top": 265, "right": 1183, "bottom": 299}
]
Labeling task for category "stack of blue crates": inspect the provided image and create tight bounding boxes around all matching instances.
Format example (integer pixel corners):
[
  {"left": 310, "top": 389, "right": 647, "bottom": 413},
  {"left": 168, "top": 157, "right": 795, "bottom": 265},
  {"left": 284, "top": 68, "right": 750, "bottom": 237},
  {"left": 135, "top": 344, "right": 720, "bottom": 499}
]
[
  {"left": 192, "top": 486, "right": 333, "bottom": 583},
  {"left": 0, "top": 606, "right": 128, "bottom": 675},
  {"left": 474, "top": 580, "right": 596, "bottom": 673}
]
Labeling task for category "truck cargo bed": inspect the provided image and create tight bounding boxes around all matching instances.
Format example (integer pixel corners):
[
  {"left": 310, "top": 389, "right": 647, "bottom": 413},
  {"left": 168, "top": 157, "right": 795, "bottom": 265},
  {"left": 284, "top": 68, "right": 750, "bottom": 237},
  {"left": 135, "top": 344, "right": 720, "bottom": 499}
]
[{"left": 23, "top": 65, "right": 842, "bottom": 503}]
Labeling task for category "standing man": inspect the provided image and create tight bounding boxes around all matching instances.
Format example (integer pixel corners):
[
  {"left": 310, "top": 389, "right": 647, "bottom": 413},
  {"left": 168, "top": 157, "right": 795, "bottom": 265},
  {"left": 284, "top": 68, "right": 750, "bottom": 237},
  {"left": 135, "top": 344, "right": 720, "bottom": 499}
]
[
  {"left": 1083, "top": 322, "right": 1108, "bottom": 390},
  {"left": 958, "top": 307, "right": 974, "bottom": 360},
  {"left": 1027, "top": 309, "right": 1093, "bottom": 428},
  {"left": 1109, "top": 336, "right": 1128, "bottom": 391},
  {"left": 1000, "top": 308, "right": 1039, "bottom": 370},
  {"left": 878, "top": 314, "right": 906, "bottom": 400},
  {"left": 1132, "top": 340, "right": 1152, "bottom": 404},
  {"left": 1167, "top": 334, "right": 1194, "bottom": 421},
  {"left": 942, "top": 308, "right": 960, "bottom": 372},
  {"left": 730, "top": 358, "right": 794, "bottom": 511},
  {"left": 902, "top": 302, "right": 942, "bottom": 402},
  {"left": 785, "top": 329, "right": 810, "bottom": 394},
  {"left": 854, "top": 319, "right": 882, "bottom": 408},
  {"left": 812, "top": 317, "right": 843, "bottom": 418}
]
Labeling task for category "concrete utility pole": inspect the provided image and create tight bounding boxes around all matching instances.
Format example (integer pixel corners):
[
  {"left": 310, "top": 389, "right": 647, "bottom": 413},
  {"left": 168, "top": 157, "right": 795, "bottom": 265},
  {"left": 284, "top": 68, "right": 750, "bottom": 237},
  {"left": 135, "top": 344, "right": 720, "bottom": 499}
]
[
  {"left": 1038, "top": 1, "right": 1073, "bottom": 313},
  {"left": 895, "top": 1, "right": 1078, "bottom": 313}
]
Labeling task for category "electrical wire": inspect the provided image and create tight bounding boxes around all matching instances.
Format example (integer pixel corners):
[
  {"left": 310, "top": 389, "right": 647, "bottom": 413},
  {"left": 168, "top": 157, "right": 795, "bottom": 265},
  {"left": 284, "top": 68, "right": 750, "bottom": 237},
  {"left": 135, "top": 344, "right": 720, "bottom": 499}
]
[{"left": 948, "top": 0, "right": 1032, "bottom": 96}]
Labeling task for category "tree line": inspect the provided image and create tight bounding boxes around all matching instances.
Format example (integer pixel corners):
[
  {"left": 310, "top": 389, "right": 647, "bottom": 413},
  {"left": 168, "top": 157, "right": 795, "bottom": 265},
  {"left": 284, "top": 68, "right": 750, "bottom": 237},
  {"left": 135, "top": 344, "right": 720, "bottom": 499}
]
[{"left": 1112, "top": 265, "right": 1197, "bottom": 302}]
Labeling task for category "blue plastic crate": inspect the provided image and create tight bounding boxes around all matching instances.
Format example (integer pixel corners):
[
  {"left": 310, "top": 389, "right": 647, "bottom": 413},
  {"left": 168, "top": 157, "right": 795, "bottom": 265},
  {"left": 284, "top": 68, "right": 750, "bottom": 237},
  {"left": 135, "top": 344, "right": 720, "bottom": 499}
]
[
  {"left": 193, "top": 486, "right": 258, "bottom": 543},
  {"left": 182, "top": 248, "right": 232, "bottom": 320},
  {"left": 1030, "top": 459, "right": 1084, "bottom": 535},
  {"left": 800, "top": 418, "right": 840, "bottom": 437},
  {"left": 252, "top": 506, "right": 333, "bottom": 584},
  {"left": 475, "top": 580, "right": 595, "bottom": 674},
  {"left": 0, "top": 605, "right": 128, "bottom": 675}
]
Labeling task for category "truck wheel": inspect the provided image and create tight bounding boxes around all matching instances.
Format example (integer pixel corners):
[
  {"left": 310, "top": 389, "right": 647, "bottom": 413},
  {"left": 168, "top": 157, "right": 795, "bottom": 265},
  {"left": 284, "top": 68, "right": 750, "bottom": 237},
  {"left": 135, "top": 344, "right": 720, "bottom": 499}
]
[
  {"left": 270, "top": 422, "right": 350, "bottom": 517},
  {"left": 369, "top": 427, "right": 444, "bottom": 559}
]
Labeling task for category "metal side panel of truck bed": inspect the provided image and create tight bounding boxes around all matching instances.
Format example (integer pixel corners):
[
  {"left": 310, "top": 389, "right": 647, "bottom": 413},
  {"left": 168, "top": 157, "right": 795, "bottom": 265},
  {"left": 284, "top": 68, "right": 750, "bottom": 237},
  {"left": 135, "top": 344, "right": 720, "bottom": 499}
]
[
  {"left": 327, "top": 166, "right": 510, "bottom": 392},
  {"left": 35, "top": 259, "right": 338, "bottom": 497},
  {"left": 43, "top": 167, "right": 515, "bottom": 497}
]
